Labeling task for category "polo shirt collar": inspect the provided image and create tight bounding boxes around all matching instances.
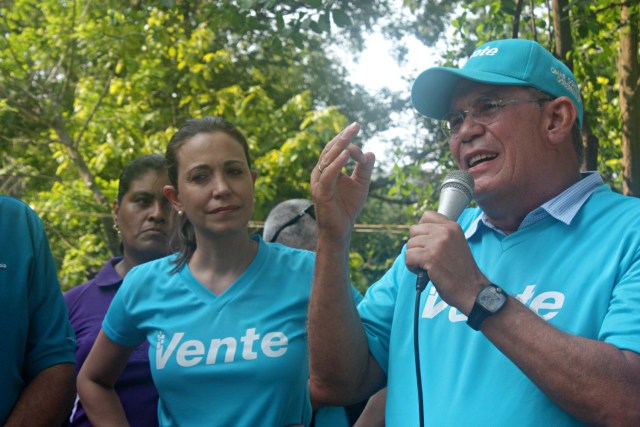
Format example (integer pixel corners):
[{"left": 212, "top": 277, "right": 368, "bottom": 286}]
[
  {"left": 95, "top": 256, "right": 124, "bottom": 287},
  {"left": 465, "top": 172, "right": 604, "bottom": 238}
]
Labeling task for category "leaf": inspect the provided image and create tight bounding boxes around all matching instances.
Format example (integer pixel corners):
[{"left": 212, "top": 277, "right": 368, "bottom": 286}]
[
  {"left": 271, "top": 36, "right": 283, "bottom": 54},
  {"left": 331, "top": 9, "right": 352, "bottom": 28}
]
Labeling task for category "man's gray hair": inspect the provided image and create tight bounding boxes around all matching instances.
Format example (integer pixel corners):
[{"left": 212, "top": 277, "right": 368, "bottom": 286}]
[{"left": 263, "top": 199, "right": 317, "bottom": 251}]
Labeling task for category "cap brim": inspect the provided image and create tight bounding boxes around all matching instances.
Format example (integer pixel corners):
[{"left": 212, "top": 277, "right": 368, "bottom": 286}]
[{"left": 411, "top": 67, "right": 530, "bottom": 119}]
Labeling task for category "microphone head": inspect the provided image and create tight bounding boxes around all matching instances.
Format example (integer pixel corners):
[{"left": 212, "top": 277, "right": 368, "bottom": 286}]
[
  {"left": 440, "top": 170, "right": 474, "bottom": 199},
  {"left": 437, "top": 170, "right": 475, "bottom": 220}
]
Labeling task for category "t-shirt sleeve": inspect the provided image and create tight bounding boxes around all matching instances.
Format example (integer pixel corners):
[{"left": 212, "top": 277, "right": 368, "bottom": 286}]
[
  {"left": 599, "top": 243, "right": 640, "bottom": 353},
  {"left": 350, "top": 284, "right": 363, "bottom": 305},
  {"left": 102, "top": 268, "right": 147, "bottom": 347},
  {"left": 357, "top": 246, "right": 408, "bottom": 375},
  {"left": 24, "top": 208, "right": 76, "bottom": 380}
]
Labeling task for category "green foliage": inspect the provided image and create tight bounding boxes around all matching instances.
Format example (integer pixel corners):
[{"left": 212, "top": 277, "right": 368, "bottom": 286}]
[
  {"left": 2, "top": 0, "right": 633, "bottom": 293},
  {"left": 0, "top": 0, "right": 399, "bottom": 289}
]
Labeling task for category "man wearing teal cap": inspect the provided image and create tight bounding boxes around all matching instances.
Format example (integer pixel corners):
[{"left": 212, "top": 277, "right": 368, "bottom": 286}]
[
  {"left": 411, "top": 38, "right": 583, "bottom": 125},
  {"left": 308, "top": 38, "right": 640, "bottom": 426}
]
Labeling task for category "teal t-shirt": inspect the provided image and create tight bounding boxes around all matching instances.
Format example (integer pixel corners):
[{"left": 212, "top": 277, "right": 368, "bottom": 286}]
[
  {"left": 104, "top": 237, "right": 360, "bottom": 426},
  {"left": 358, "top": 185, "right": 640, "bottom": 426},
  {"left": 0, "top": 196, "right": 76, "bottom": 422}
]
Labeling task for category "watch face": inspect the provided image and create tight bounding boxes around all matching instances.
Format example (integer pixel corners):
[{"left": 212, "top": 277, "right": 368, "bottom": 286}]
[{"left": 478, "top": 286, "right": 506, "bottom": 311}]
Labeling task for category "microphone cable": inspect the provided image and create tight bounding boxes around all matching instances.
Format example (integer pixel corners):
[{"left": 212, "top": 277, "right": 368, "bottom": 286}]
[
  {"left": 411, "top": 170, "right": 474, "bottom": 427},
  {"left": 414, "top": 269, "right": 430, "bottom": 427}
]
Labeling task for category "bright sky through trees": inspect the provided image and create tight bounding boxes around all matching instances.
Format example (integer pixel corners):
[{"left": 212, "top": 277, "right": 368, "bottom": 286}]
[{"left": 335, "top": 31, "right": 437, "bottom": 163}]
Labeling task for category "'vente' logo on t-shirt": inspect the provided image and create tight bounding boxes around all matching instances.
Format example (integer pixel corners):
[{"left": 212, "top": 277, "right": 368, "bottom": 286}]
[
  {"left": 422, "top": 284, "right": 565, "bottom": 322},
  {"left": 155, "top": 328, "right": 289, "bottom": 369}
]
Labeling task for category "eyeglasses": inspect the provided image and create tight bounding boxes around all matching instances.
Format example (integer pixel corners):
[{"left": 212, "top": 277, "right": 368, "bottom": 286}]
[
  {"left": 268, "top": 204, "right": 316, "bottom": 243},
  {"left": 442, "top": 96, "right": 554, "bottom": 139}
]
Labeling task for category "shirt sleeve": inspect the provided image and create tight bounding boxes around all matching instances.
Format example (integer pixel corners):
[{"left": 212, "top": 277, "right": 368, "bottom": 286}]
[
  {"left": 23, "top": 207, "right": 76, "bottom": 380},
  {"left": 357, "top": 247, "right": 408, "bottom": 375},
  {"left": 350, "top": 284, "right": 363, "bottom": 305},
  {"left": 102, "top": 268, "right": 147, "bottom": 347},
  {"left": 599, "top": 242, "right": 640, "bottom": 353}
]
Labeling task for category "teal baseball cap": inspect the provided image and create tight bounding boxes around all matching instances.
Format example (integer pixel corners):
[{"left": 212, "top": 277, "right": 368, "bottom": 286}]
[{"left": 411, "top": 39, "right": 583, "bottom": 126}]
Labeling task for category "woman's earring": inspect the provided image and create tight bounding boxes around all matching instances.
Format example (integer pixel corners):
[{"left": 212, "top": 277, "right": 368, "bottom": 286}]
[
  {"left": 113, "top": 223, "right": 121, "bottom": 234},
  {"left": 177, "top": 210, "right": 184, "bottom": 216}
]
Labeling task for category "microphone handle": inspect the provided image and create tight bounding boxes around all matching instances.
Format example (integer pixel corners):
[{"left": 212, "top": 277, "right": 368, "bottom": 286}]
[{"left": 416, "top": 269, "right": 430, "bottom": 291}]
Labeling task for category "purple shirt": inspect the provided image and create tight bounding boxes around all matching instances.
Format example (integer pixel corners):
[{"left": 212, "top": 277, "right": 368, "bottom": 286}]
[{"left": 64, "top": 257, "right": 159, "bottom": 427}]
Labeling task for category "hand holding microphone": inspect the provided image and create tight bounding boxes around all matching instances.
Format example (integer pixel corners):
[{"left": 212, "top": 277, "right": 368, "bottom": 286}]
[
  {"left": 414, "top": 170, "right": 474, "bottom": 290},
  {"left": 412, "top": 170, "right": 475, "bottom": 427}
]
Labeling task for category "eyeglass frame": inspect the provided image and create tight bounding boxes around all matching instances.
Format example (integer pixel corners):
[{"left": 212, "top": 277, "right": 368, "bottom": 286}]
[
  {"left": 442, "top": 96, "right": 555, "bottom": 140},
  {"left": 267, "top": 204, "right": 316, "bottom": 243}
]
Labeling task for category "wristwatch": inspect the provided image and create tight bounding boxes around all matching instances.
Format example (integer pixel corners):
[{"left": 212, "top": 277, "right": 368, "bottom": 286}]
[{"left": 466, "top": 284, "right": 508, "bottom": 331}]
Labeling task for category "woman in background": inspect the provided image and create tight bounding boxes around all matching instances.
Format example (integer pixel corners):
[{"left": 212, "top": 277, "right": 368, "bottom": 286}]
[{"left": 65, "top": 154, "right": 171, "bottom": 426}]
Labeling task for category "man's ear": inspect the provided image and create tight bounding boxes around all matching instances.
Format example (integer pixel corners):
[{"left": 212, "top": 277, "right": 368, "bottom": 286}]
[
  {"left": 163, "top": 185, "right": 182, "bottom": 213},
  {"left": 546, "top": 96, "right": 577, "bottom": 144}
]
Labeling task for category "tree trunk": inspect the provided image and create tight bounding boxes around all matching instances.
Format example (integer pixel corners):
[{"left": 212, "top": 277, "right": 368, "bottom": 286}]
[
  {"left": 582, "top": 111, "right": 599, "bottom": 172},
  {"left": 552, "top": 0, "right": 573, "bottom": 69},
  {"left": 53, "top": 116, "right": 121, "bottom": 256},
  {"left": 552, "top": 0, "right": 598, "bottom": 172},
  {"left": 512, "top": 0, "right": 524, "bottom": 38},
  {"left": 619, "top": 3, "right": 640, "bottom": 196}
]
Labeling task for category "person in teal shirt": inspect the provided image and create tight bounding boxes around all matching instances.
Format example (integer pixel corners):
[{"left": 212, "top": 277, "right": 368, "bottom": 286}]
[
  {"left": 0, "top": 195, "right": 76, "bottom": 425},
  {"left": 77, "top": 117, "right": 359, "bottom": 426},
  {"left": 307, "top": 39, "right": 640, "bottom": 426}
]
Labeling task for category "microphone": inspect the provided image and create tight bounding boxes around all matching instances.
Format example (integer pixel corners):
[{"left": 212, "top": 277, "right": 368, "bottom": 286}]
[
  {"left": 413, "top": 170, "right": 475, "bottom": 427},
  {"left": 416, "top": 170, "right": 474, "bottom": 290},
  {"left": 437, "top": 170, "right": 475, "bottom": 220}
]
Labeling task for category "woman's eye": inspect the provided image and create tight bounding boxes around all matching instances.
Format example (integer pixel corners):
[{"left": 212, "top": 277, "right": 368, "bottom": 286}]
[
  {"left": 136, "top": 198, "right": 152, "bottom": 207},
  {"left": 190, "top": 173, "right": 208, "bottom": 183}
]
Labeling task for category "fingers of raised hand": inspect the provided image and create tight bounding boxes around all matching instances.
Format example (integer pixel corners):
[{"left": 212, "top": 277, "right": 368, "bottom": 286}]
[{"left": 316, "top": 122, "right": 361, "bottom": 175}]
